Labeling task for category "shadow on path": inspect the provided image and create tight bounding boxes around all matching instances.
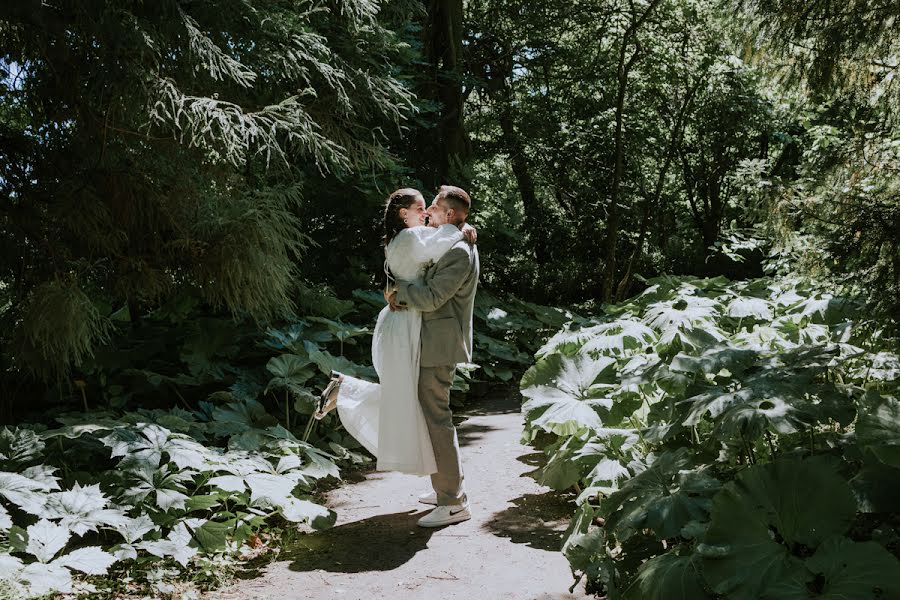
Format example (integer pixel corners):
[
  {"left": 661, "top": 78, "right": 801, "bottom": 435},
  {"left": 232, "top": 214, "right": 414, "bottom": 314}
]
[
  {"left": 456, "top": 422, "right": 499, "bottom": 448},
  {"left": 518, "top": 451, "right": 548, "bottom": 468},
  {"left": 275, "top": 510, "right": 437, "bottom": 574},
  {"left": 483, "top": 491, "right": 577, "bottom": 552},
  {"left": 457, "top": 383, "right": 523, "bottom": 418}
]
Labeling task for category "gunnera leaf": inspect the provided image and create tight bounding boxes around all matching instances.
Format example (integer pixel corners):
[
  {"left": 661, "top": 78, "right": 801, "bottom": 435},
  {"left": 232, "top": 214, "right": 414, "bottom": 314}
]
[
  {"left": 602, "top": 448, "right": 721, "bottom": 541},
  {"left": 804, "top": 537, "right": 900, "bottom": 599},
  {"left": 726, "top": 296, "right": 773, "bottom": 321},
  {"left": 265, "top": 353, "right": 316, "bottom": 394},
  {"left": 626, "top": 551, "right": 713, "bottom": 600},
  {"left": 763, "top": 536, "right": 900, "bottom": 600},
  {"left": 521, "top": 353, "right": 618, "bottom": 436},
  {"left": 699, "top": 458, "right": 857, "bottom": 600},
  {"left": 669, "top": 345, "right": 758, "bottom": 377},
  {"left": 681, "top": 373, "right": 818, "bottom": 439},
  {"left": 856, "top": 393, "right": 900, "bottom": 468}
]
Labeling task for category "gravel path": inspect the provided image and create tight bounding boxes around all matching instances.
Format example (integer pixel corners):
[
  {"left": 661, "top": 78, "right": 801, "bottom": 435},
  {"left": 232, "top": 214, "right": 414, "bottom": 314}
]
[{"left": 209, "top": 387, "right": 591, "bottom": 600}]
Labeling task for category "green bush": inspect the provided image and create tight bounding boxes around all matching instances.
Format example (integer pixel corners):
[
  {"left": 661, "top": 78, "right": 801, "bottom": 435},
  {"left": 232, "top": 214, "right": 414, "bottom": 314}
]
[{"left": 521, "top": 274, "right": 900, "bottom": 598}]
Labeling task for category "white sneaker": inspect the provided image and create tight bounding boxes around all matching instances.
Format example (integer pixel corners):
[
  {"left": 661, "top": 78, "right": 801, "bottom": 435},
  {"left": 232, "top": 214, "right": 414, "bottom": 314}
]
[
  {"left": 417, "top": 503, "right": 471, "bottom": 528},
  {"left": 418, "top": 491, "right": 437, "bottom": 505}
]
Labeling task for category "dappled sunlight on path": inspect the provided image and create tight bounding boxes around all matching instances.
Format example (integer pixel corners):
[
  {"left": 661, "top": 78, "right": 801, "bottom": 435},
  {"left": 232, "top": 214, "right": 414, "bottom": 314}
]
[{"left": 208, "top": 386, "right": 590, "bottom": 600}]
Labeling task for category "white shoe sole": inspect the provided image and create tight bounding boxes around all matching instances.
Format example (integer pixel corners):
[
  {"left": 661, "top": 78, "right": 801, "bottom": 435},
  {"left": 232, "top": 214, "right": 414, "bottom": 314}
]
[
  {"left": 418, "top": 495, "right": 437, "bottom": 505},
  {"left": 417, "top": 508, "right": 471, "bottom": 528}
]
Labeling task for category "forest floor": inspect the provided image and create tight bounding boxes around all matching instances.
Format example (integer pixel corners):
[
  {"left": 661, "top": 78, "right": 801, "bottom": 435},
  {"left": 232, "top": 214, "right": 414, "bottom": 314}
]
[{"left": 207, "top": 386, "right": 592, "bottom": 600}]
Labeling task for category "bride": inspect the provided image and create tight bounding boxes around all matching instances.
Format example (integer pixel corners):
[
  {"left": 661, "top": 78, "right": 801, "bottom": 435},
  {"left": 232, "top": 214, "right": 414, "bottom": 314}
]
[{"left": 312, "top": 188, "right": 476, "bottom": 475}]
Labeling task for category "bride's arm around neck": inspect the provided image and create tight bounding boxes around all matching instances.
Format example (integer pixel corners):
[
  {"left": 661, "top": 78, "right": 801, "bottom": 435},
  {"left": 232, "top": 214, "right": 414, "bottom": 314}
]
[{"left": 392, "top": 224, "right": 464, "bottom": 264}]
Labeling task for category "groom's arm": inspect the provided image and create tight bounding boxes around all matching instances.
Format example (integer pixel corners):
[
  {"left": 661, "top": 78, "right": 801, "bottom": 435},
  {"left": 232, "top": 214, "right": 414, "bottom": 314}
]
[{"left": 395, "top": 246, "right": 471, "bottom": 313}]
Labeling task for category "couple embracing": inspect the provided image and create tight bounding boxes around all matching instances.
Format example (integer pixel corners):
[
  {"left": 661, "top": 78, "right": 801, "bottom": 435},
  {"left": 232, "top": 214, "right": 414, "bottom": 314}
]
[{"left": 314, "top": 185, "right": 479, "bottom": 528}]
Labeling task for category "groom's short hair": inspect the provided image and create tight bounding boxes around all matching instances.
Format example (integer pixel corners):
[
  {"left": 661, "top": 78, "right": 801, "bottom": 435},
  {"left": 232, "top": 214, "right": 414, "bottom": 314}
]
[{"left": 437, "top": 185, "right": 471, "bottom": 217}]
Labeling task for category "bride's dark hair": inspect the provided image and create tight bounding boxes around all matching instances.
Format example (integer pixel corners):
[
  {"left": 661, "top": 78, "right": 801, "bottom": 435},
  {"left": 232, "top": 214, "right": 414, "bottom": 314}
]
[{"left": 382, "top": 188, "right": 421, "bottom": 247}]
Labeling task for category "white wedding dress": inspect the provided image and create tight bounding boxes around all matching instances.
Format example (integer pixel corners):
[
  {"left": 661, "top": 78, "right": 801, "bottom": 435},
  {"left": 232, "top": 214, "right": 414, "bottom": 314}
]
[{"left": 336, "top": 224, "right": 463, "bottom": 475}]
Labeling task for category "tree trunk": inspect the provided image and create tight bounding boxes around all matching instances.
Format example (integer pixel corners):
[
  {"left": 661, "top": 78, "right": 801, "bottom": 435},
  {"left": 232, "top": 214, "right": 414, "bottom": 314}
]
[
  {"left": 599, "top": 0, "right": 663, "bottom": 303},
  {"left": 497, "top": 106, "right": 545, "bottom": 264},
  {"left": 421, "top": 0, "right": 470, "bottom": 188},
  {"left": 614, "top": 72, "right": 706, "bottom": 300},
  {"left": 488, "top": 43, "right": 545, "bottom": 265}
]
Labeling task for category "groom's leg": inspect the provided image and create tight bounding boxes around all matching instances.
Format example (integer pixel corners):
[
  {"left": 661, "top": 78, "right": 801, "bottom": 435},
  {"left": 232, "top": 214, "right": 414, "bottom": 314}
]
[{"left": 418, "top": 365, "right": 467, "bottom": 506}]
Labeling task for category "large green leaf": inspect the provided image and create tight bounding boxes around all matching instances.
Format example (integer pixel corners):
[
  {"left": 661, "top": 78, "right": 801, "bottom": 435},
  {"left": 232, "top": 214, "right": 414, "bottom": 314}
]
[
  {"left": 627, "top": 552, "right": 712, "bottom": 600},
  {"left": 304, "top": 342, "right": 377, "bottom": 379},
  {"left": 765, "top": 537, "right": 900, "bottom": 600},
  {"left": 657, "top": 323, "right": 728, "bottom": 355},
  {"left": 306, "top": 317, "right": 370, "bottom": 343},
  {"left": 856, "top": 393, "right": 900, "bottom": 468},
  {"left": 643, "top": 295, "right": 722, "bottom": 332},
  {"left": 679, "top": 349, "right": 855, "bottom": 439},
  {"left": 192, "top": 519, "right": 231, "bottom": 552},
  {"left": 669, "top": 345, "right": 758, "bottom": 377},
  {"left": 789, "top": 293, "right": 854, "bottom": 325},
  {"left": 561, "top": 503, "right": 610, "bottom": 582},
  {"left": 572, "top": 429, "right": 640, "bottom": 499},
  {"left": 620, "top": 355, "right": 691, "bottom": 397},
  {"left": 538, "top": 435, "right": 589, "bottom": 490},
  {"left": 579, "top": 319, "right": 658, "bottom": 357},
  {"left": 25, "top": 518, "right": 70, "bottom": 562},
  {"left": 521, "top": 352, "right": 619, "bottom": 435},
  {"left": 0, "top": 470, "right": 59, "bottom": 516},
  {"left": 804, "top": 537, "right": 900, "bottom": 599},
  {"left": 732, "top": 324, "right": 795, "bottom": 352},
  {"left": 698, "top": 487, "right": 803, "bottom": 600},
  {"left": 474, "top": 331, "right": 531, "bottom": 364},
  {"left": 521, "top": 352, "right": 618, "bottom": 392},
  {"left": 179, "top": 318, "right": 240, "bottom": 379},
  {"left": 53, "top": 546, "right": 117, "bottom": 575},
  {"left": 850, "top": 460, "right": 900, "bottom": 513},
  {"left": 281, "top": 497, "right": 337, "bottom": 529},
  {"left": 510, "top": 297, "right": 574, "bottom": 328},
  {"left": 521, "top": 388, "right": 605, "bottom": 436},
  {"left": 681, "top": 374, "right": 817, "bottom": 437},
  {"left": 264, "top": 354, "right": 316, "bottom": 394},
  {"left": 853, "top": 351, "right": 900, "bottom": 384},
  {"left": 211, "top": 399, "right": 279, "bottom": 432},
  {"left": 263, "top": 322, "right": 333, "bottom": 352},
  {"left": 42, "top": 483, "right": 130, "bottom": 535},
  {"left": 602, "top": 448, "right": 720, "bottom": 541},
  {"left": 352, "top": 288, "right": 387, "bottom": 311},
  {"left": 699, "top": 458, "right": 857, "bottom": 600},
  {"left": 725, "top": 296, "right": 773, "bottom": 321},
  {"left": 536, "top": 321, "right": 608, "bottom": 357}
]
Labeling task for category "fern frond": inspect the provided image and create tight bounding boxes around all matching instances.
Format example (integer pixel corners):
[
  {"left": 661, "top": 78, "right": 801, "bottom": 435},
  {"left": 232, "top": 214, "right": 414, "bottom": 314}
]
[
  {"left": 15, "top": 280, "right": 113, "bottom": 379},
  {"left": 180, "top": 9, "right": 257, "bottom": 88}
]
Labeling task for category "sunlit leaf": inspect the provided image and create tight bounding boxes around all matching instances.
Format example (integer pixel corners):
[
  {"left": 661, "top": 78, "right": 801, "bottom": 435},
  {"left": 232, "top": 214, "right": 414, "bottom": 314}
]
[{"left": 25, "top": 519, "right": 70, "bottom": 563}]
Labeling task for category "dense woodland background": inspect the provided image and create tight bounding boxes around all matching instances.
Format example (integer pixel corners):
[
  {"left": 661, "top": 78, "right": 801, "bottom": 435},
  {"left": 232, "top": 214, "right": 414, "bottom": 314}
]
[
  {"left": 1, "top": 0, "right": 897, "bottom": 410},
  {"left": 0, "top": 1, "right": 898, "bottom": 598}
]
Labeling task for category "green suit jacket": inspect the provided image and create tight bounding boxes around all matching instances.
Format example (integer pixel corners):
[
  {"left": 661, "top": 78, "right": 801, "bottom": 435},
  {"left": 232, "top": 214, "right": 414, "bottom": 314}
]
[{"left": 396, "top": 238, "right": 479, "bottom": 368}]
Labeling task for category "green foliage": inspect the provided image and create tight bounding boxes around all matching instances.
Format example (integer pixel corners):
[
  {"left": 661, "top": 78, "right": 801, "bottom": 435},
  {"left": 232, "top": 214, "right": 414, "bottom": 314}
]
[
  {"left": 520, "top": 274, "right": 900, "bottom": 598},
  {"left": 0, "top": 0, "right": 421, "bottom": 382},
  {"left": 465, "top": 0, "right": 778, "bottom": 302},
  {"left": 0, "top": 412, "right": 340, "bottom": 597},
  {"left": 0, "top": 282, "right": 564, "bottom": 595},
  {"left": 737, "top": 0, "right": 900, "bottom": 325}
]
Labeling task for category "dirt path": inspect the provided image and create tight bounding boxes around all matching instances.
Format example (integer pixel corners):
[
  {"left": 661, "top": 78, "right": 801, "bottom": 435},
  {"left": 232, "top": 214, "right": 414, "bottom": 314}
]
[{"left": 209, "top": 387, "right": 591, "bottom": 600}]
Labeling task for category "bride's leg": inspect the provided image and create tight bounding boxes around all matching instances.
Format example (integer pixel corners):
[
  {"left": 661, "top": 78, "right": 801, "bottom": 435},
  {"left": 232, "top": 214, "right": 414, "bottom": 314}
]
[{"left": 314, "top": 371, "right": 344, "bottom": 420}]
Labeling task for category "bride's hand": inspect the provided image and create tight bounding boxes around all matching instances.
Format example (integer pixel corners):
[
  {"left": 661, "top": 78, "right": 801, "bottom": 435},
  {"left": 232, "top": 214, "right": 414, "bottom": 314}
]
[{"left": 462, "top": 223, "right": 477, "bottom": 243}]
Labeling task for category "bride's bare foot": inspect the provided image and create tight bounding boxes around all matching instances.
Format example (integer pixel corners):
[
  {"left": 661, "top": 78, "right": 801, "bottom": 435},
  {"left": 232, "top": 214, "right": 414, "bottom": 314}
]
[{"left": 314, "top": 372, "right": 343, "bottom": 420}]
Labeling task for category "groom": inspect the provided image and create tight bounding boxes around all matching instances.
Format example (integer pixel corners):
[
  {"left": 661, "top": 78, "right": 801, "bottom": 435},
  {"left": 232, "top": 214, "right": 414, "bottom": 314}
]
[{"left": 387, "top": 185, "right": 479, "bottom": 527}]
